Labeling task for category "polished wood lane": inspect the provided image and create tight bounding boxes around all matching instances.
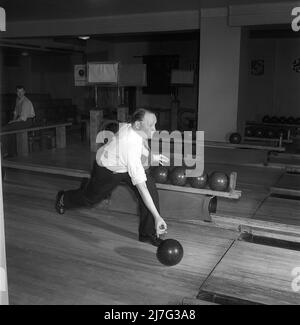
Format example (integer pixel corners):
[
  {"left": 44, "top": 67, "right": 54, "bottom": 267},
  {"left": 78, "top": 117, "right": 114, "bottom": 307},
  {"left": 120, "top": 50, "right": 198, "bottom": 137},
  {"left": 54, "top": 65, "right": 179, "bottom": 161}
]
[
  {"left": 271, "top": 173, "right": 300, "bottom": 197},
  {"left": 3, "top": 180, "right": 237, "bottom": 305},
  {"left": 253, "top": 196, "right": 300, "bottom": 226},
  {"left": 3, "top": 143, "right": 94, "bottom": 172},
  {"left": 199, "top": 240, "right": 300, "bottom": 305}
]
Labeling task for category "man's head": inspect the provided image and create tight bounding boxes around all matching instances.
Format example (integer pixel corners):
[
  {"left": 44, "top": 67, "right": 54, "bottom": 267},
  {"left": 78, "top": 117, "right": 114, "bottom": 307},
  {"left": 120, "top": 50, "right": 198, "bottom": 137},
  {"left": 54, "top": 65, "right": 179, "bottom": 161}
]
[
  {"left": 16, "top": 85, "right": 25, "bottom": 99},
  {"left": 132, "top": 108, "right": 157, "bottom": 139}
]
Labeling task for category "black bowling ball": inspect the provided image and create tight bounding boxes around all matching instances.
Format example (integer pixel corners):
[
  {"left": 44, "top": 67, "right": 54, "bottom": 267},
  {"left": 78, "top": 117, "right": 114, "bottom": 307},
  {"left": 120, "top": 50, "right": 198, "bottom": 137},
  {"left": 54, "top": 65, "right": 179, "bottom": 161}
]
[
  {"left": 170, "top": 167, "right": 187, "bottom": 186},
  {"left": 209, "top": 172, "right": 229, "bottom": 192},
  {"left": 287, "top": 116, "right": 296, "bottom": 125},
  {"left": 229, "top": 133, "right": 242, "bottom": 144},
  {"left": 270, "top": 116, "right": 279, "bottom": 124},
  {"left": 245, "top": 127, "right": 254, "bottom": 137},
  {"left": 279, "top": 116, "right": 287, "bottom": 124},
  {"left": 156, "top": 239, "right": 184, "bottom": 266},
  {"left": 254, "top": 128, "right": 265, "bottom": 138},
  {"left": 189, "top": 172, "right": 208, "bottom": 189},
  {"left": 152, "top": 166, "right": 169, "bottom": 184},
  {"left": 266, "top": 129, "right": 278, "bottom": 139}
]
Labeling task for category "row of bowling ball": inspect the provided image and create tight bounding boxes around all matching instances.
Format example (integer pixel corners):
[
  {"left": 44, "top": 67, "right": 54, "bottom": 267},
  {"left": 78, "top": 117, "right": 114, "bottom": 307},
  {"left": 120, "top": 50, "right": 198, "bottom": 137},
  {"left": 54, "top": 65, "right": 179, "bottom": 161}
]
[
  {"left": 262, "top": 115, "right": 300, "bottom": 125},
  {"left": 245, "top": 126, "right": 288, "bottom": 139},
  {"left": 151, "top": 166, "right": 230, "bottom": 192}
]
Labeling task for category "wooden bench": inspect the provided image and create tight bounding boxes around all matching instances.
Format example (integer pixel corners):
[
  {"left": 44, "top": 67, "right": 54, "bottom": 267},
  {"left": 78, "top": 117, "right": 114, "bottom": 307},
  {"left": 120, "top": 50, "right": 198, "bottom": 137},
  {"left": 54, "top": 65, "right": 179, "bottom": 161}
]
[{"left": 0, "top": 122, "right": 72, "bottom": 156}]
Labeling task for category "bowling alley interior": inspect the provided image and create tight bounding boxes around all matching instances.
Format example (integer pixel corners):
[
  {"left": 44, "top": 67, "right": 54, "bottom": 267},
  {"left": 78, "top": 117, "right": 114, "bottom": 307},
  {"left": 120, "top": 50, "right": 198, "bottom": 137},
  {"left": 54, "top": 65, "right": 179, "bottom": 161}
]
[{"left": 0, "top": 0, "right": 300, "bottom": 305}]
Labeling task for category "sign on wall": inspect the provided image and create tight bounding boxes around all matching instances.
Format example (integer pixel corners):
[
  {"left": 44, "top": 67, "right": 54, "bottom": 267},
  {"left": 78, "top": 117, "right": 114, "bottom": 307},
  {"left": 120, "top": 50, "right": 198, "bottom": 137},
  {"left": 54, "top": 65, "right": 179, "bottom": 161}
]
[
  {"left": 74, "top": 64, "right": 87, "bottom": 86},
  {"left": 87, "top": 62, "right": 119, "bottom": 84}
]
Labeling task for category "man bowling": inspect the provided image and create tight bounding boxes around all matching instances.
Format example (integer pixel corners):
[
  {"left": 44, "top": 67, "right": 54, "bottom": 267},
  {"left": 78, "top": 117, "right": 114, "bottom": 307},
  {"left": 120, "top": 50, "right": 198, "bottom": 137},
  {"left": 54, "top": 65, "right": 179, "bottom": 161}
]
[{"left": 55, "top": 108, "right": 168, "bottom": 246}]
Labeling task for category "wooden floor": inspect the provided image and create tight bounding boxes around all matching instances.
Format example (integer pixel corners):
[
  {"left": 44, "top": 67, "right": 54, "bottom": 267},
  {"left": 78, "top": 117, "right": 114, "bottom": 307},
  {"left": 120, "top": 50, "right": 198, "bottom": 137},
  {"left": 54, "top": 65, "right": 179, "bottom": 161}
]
[
  {"left": 4, "top": 178, "right": 238, "bottom": 305},
  {"left": 4, "top": 175, "right": 300, "bottom": 305},
  {"left": 271, "top": 173, "right": 300, "bottom": 197},
  {"left": 2, "top": 140, "right": 300, "bottom": 304}
]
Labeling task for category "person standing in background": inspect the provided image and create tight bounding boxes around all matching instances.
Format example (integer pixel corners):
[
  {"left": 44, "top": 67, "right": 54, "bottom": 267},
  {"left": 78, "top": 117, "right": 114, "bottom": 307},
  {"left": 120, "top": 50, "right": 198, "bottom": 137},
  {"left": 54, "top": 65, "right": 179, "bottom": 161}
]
[{"left": 9, "top": 85, "right": 35, "bottom": 124}]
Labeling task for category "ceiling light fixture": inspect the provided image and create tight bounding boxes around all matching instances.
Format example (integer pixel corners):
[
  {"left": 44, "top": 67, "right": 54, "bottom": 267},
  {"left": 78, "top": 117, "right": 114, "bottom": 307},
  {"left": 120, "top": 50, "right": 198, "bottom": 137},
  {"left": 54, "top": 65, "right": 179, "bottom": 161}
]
[{"left": 79, "top": 36, "right": 90, "bottom": 41}]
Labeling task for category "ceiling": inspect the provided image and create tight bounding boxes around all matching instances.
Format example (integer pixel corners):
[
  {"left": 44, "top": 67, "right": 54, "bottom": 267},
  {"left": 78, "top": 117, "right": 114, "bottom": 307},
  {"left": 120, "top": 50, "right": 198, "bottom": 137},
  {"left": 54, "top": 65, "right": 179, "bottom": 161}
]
[
  {"left": 0, "top": 0, "right": 295, "bottom": 54},
  {"left": 0, "top": 0, "right": 289, "bottom": 22}
]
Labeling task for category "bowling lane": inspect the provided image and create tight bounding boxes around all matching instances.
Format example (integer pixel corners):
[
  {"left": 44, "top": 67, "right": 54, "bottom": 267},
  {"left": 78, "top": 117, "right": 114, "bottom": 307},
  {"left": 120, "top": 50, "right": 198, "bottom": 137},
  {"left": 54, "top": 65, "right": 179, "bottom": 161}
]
[
  {"left": 4, "top": 143, "right": 284, "bottom": 188},
  {"left": 271, "top": 173, "right": 300, "bottom": 197},
  {"left": 268, "top": 156, "right": 300, "bottom": 172},
  {"left": 199, "top": 240, "right": 300, "bottom": 305},
  {"left": 253, "top": 196, "right": 300, "bottom": 226},
  {"left": 3, "top": 143, "right": 94, "bottom": 173},
  {"left": 3, "top": 175, "right": 238, "bottom": 305},
  {"left": 216, "top": 184, "right": 269, "bottom": 219},
  {"left": 204, "top": 146, "right": 276, "bottom": 166}
]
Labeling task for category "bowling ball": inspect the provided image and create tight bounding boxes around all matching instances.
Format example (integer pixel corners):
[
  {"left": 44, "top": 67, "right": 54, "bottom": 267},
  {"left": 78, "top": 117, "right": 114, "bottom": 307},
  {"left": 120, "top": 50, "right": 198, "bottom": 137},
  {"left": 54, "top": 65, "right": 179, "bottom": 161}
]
[
  {"left": 279, "top": 116, "right": 287, "bottom": 124},
  {"left": 287, "top": 116, "right": 296, "bottom": 125},
  {"left": 156, "top": 239, "right": 184, "bottom": 266},
  {"left": 152, "top": 166, "right": 169, "bottom": 184},
  {"left": 170, "top": 167, "right": 187, "bottom": 186},
  {"left": 189, "top": 172, "right": 208, "bottom": 189},
  {"left": 262, "top": 115, "right": 271, "bottom": 123},
  {"left": 245, "top": 127, "right": 254, "bottom": 137},
  {"left": 229, "top": 132, "right": 242, "bottom": 144},
  {"left": 209, "top": 172, "right": 229, "bottom": 192},
  {"left": 254, "top": 128, "right": 265, "bottom": 138},
  {"left": 270, "top": 116, "right": 279, "bottom": 123}
]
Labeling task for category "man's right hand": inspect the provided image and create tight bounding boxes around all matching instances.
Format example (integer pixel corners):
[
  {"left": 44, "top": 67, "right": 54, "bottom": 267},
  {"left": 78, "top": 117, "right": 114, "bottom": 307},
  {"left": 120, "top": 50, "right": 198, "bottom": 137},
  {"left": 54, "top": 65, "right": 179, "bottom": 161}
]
[{"left": 156, "top": 218, "right": 167, "bottom": 236}]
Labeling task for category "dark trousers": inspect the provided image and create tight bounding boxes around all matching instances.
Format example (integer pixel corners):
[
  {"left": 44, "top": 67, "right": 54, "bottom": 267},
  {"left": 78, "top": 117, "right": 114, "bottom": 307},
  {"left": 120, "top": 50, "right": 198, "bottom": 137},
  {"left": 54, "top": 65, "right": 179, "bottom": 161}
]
[{"left": 63, "top": 161, "right": 159, "bottom": 237}]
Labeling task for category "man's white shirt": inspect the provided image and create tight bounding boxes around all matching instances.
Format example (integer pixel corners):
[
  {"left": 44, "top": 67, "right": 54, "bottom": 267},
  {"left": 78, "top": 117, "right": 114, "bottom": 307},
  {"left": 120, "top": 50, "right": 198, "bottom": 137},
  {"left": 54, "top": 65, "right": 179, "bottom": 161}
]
[{"left": 97, "top": 123, "right": 149, "bottom": 186}]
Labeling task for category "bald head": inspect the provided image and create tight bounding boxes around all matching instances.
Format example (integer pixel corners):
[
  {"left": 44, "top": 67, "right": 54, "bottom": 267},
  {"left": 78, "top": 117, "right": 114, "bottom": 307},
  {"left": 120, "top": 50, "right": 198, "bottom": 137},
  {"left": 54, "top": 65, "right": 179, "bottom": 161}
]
[{"left": 132, "top": 109, "right": 157, "bottom": 139}]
